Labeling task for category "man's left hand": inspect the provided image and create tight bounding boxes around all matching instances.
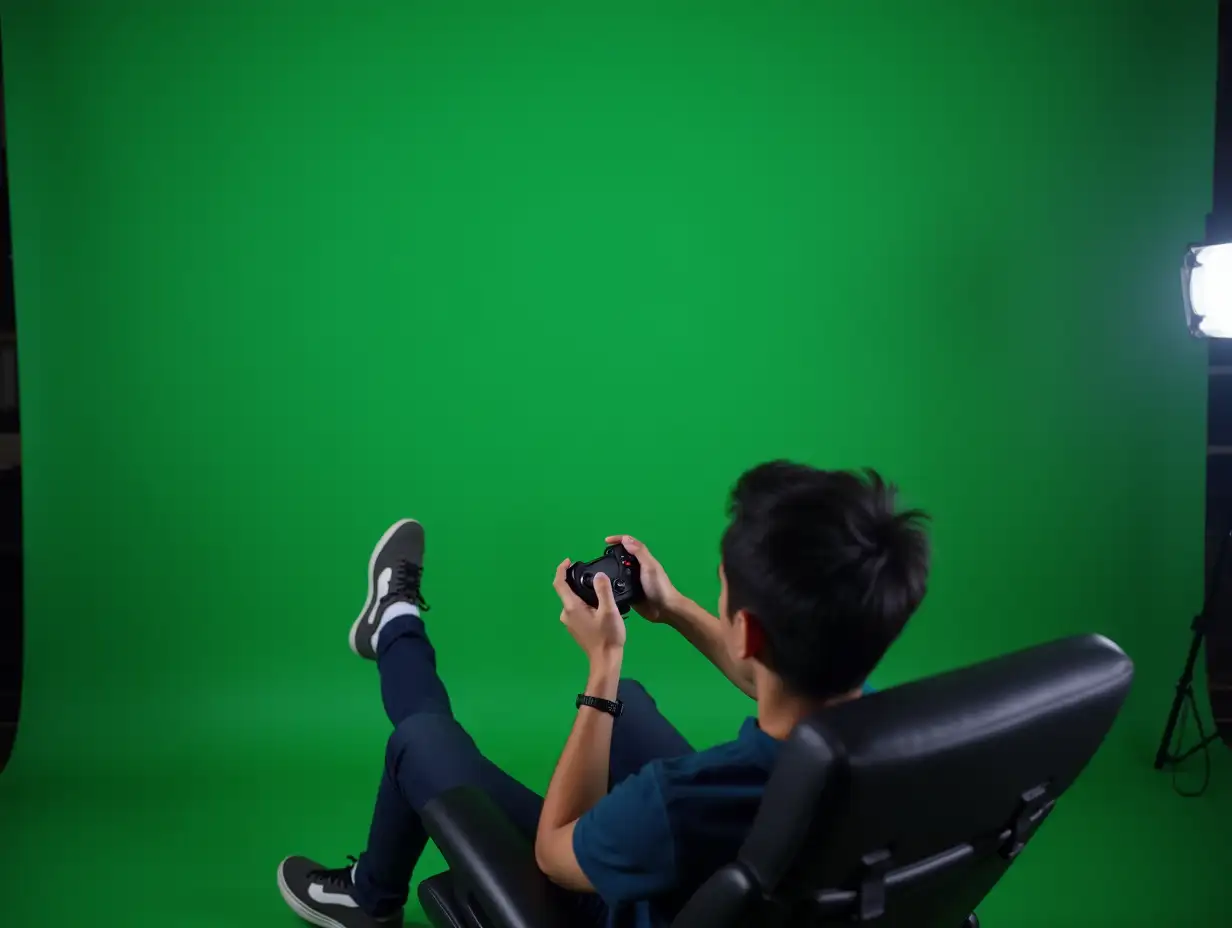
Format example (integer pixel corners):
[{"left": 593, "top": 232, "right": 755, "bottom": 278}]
[{"left": 553, "top": 560, "right": 627, "bottom": 661}]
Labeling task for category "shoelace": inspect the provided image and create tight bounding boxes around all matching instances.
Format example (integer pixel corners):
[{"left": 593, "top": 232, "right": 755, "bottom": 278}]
[
  {"left": 388, "top": 560, "right": 430, "bottom": 611},
  {"left": 307, "top": 855, "right": 359, "bottom": 889}
]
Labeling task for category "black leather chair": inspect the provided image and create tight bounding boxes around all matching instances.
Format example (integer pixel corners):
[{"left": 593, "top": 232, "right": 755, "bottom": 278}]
[{"left": 416, "top": 633, "right": 1133, "bottom": 928}]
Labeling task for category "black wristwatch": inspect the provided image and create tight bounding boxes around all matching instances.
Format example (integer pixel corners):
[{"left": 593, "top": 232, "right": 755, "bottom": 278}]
[{"left": 577, "top": 694, "right": 624, "bottom": 718}]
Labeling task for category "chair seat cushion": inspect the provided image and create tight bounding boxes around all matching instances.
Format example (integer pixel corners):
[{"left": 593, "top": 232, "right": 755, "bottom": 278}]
[{"left": 418, "top": 871, "right": 467, "bottom": 928}]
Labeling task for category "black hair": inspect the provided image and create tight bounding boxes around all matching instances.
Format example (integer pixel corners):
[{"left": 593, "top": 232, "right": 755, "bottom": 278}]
[{"left": 720, "top": 461, "right": 930, "bottom": 700}]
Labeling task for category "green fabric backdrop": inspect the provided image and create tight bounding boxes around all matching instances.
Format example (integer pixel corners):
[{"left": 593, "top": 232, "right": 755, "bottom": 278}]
[{"left": 0, "top": 1, "right": 1226, "bottom": 924}]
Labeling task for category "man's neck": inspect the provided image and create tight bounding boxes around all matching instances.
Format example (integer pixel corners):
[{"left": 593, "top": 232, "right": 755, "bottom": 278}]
[{"left": 755, "top": 677, "right": 863, "bottom": 741}]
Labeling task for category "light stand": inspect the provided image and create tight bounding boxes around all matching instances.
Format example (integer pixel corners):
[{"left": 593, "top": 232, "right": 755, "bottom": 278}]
[
  {"left": 1153, "top": 525, "right": 1229, "bottom": 773},
  {"left": 1158, "top": 0, "right": 1232, "bottom": 790}
]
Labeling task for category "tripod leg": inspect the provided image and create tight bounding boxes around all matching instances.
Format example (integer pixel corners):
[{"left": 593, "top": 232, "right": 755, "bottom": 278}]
[
  {"left": 1155, "top": 668, "right": 1198, "bottom": 769},
  {"left": 1155, "top": 524, "right": 1232, "bottom": 769}
]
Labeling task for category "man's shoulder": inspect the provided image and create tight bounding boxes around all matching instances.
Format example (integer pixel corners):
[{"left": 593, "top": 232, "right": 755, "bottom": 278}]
[{"left": 650, "top": 720, "right": 780, "bottom": 798}]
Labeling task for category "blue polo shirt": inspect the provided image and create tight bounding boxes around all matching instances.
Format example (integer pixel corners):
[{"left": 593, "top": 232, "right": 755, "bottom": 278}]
[
  {"left": 573, "top": 684, "right": 875, "bottom": 927},
  {"left": 572, "top": 716, "right": 781, "bottom": 928}
]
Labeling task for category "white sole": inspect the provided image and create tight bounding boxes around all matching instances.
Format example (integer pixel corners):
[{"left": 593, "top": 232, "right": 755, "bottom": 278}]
[
  {"left": 348, "top": 518, "right": 421, "bottom": 658},
  {"left": 276, "top": 858, "right": 349, "bottom": 928}
]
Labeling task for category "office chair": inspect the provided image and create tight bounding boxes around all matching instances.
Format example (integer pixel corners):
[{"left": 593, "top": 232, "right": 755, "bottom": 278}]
[{"left": 416, "top": 633, "right": 1133, "bottom": 928}]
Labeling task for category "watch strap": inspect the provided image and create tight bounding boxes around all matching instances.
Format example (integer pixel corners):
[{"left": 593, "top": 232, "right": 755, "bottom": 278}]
[{"left": 576, "top": 693, "right": 624, "bottom": 718}]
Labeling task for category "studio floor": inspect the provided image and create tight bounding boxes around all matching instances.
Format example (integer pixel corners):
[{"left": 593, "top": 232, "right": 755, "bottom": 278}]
[{"left": 0, "top": 707, "right": 1229, "bottom": 928}]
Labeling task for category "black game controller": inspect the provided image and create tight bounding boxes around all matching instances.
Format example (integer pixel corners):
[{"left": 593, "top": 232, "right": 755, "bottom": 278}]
[{"left": 566, "top": 544, "right": 644, "bottom": 615}]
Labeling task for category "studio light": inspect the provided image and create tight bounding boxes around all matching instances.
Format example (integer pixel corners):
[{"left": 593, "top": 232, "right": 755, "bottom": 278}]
[
  {"left": 1183, "top": 242, "right": 1232, "bottom": 337},
  {"left": 1157, "top": 0, "right": 1232, "bottom": 796}
]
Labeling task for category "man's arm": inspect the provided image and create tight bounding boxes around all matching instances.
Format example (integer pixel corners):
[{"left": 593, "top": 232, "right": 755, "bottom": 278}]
[
  {"left": 534, "top": 650, "right": 622, "bottom": 891},
  {"left": 536, "top": 555, "right": 693, "bottom": 903},
  {"left": 535, "top": 564, "right": 631, "bottom": 891},
  {"left": 665, "top": 594, "right": 757, "bottom": 699}
]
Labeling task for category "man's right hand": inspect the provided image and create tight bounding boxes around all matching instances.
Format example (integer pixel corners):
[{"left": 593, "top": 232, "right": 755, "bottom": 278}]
[
  {"left": 604, "top": 534, "right": 680, "bottom": 624},
  {"left": 608, "top": 533, "right": 756, "bottom": 699}
]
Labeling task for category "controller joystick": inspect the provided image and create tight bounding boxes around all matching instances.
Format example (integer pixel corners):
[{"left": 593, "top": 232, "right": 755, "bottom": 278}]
[{"left": 565, "top": 544, "right": 644, "bottom": 616}]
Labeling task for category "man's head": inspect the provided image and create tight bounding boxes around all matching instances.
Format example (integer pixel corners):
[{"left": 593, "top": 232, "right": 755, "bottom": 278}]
[{"left": 717, "top": 461, "right": 930, "bottom": 702}]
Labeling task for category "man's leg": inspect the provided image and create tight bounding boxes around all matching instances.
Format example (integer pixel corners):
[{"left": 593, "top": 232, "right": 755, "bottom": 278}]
[
  {"left": 350, "top": 627, "right": 701, "bottom": 919},
  {"left": 348, "top": 611, "right": 567, "bottom": 917},
  {"left": 277, "top": 521, "right": 605, "bottom": 928},
  {"left": 347, "top": 673, "right": 692, "bottom": 919},
  {"left": 279, "top": 611, "right": 566, "bottom": 926}
]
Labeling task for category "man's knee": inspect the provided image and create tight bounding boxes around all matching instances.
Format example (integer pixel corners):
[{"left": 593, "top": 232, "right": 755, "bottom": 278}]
[
  {"left": 617, "top": 678, "right": 645, "bottom": 698},
  {"left": 384, "top": 712, "right": 487, "bottom": 811},
  {"left": 385, "top": 712, "right": 459, "bottom": 770}
]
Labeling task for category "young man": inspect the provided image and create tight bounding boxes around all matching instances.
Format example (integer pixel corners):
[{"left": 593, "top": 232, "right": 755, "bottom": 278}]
[{"left": 277, "top": 461, "right": 931, "bottom": 928}]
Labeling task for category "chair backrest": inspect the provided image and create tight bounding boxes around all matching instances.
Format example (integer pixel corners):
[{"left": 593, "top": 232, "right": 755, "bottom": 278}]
[{"left": 671, "top": 634, "right": 1134, "bottom": 928}]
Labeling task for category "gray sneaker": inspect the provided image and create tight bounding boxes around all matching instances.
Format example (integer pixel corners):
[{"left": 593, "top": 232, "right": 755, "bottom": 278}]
[
  {"left": 277, "top": 856, "right": 402, "bottom": 927},
  {"left": 348, "top": 519, "right": 428, "bottom": 660}
]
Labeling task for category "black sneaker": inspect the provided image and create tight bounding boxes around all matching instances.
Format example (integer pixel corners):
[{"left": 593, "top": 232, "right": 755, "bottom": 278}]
[
  {"left": 349, "top": 519, "right": 428, "bottom": 660},
  {"left": 276, "top": 856, "right": 402, "bottom": 927}
]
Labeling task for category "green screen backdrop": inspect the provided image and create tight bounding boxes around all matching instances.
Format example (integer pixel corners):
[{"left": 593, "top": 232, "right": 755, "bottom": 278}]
[{"left": 1, "top": 1, "right": 1228, "bottom": 925}]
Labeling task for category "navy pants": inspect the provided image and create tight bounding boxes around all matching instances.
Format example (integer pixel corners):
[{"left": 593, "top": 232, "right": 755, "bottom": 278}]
[{"left": 351, "top": 612, "right": 695, "bottom": 920}]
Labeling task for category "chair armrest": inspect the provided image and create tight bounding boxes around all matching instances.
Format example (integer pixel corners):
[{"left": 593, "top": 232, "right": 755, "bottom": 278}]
[{"left": 419, "top": 786, "right": 579, "bottom": 928}]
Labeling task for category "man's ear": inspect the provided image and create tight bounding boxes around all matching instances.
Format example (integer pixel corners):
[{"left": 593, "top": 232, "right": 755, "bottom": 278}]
[{"left": 736, "top": 609, "right": 767, "bottom": 662}]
